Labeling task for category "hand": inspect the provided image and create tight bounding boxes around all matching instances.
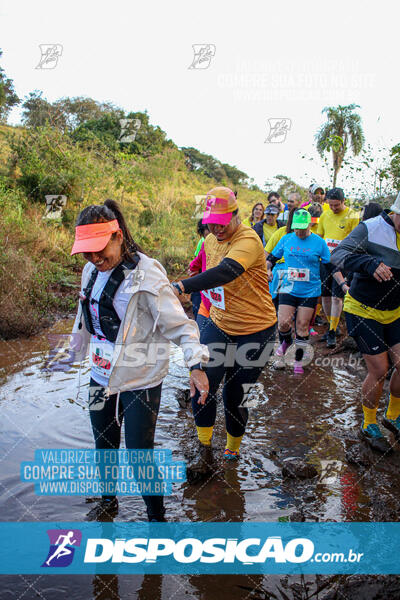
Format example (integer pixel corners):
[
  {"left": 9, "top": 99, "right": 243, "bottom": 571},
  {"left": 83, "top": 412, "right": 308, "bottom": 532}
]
[
  {"left": 190, "top": 369, "right": 209, "bottom": 405},
  {"left": 342, "top": 284, "right": 350, "bottom": 294},
  {"left": 267, "top": 269, "right": 273, "bottom": 282},
  {"left": 171, "top": 281, "right": 184, "bottom": 297},
  {"left": 373, "top": 262, "right": 393, "bottom": 282}
]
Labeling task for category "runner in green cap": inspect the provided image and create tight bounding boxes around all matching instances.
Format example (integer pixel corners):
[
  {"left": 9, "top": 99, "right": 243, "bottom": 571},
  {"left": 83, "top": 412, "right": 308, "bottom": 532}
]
[{"left": 267, "top": 209, "right": 331, "bottom": 374}]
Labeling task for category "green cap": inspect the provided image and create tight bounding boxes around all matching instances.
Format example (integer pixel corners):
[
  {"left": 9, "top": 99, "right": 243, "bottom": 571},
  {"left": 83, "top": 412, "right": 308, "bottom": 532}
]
[{"left": 292, "top": 209, "right": 311, "bottom": 229}]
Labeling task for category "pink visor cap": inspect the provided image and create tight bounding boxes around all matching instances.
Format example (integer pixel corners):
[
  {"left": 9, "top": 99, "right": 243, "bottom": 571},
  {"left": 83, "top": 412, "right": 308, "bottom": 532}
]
[{"left": 202, "top": 190, "right": 238, "bottom": 226}]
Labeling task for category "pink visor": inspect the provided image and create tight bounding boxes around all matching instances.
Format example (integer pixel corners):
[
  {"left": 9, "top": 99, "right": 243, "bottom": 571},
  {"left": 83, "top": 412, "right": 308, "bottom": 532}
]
[{"left": 70, "top": 219, "right": 120, "bottom": 255}]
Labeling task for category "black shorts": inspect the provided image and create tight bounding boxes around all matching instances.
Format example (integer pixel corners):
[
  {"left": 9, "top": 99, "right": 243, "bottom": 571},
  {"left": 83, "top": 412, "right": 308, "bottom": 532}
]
[
  {"left": 320, "top": 262, "right": 345, "bottom": 298},
  {"left": 279, "top": 294, "right": 318, "bottom": 309},
  {"left": 345, "top": 312, "right": 400, "bottom": 355}
]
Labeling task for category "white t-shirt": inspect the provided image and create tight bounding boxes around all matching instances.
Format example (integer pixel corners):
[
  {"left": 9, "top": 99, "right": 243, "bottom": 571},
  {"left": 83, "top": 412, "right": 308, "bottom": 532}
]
[{"left": 88, "top": 268, "right": 131, "bottom": 387}]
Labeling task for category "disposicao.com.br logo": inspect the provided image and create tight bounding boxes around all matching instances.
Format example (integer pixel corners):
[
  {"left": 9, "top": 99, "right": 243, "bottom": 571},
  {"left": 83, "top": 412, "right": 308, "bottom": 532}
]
[
  {"left": 84, "top": 535, "right": 350, "bottom": 565},
  {"left": 42, "top": 529, "right": 82, "bottom": 567},
  {"left": 0, "top": 522, "right": 390, "bottom": 575}
]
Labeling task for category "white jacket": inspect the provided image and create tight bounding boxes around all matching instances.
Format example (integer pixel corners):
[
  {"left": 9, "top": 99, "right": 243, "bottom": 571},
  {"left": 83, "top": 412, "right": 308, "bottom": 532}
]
[{"left": 71, "top": 252, "right": 209, "bottom": 395}]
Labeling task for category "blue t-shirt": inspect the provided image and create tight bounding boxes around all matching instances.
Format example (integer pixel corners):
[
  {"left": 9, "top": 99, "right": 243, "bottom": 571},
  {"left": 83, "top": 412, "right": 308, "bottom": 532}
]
[{"left": 271, "top": 232, "right": 331, "bottom": 297}]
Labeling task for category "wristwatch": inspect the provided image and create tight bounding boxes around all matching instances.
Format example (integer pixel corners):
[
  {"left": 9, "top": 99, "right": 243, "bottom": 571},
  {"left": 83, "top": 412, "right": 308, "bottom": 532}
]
[
  {"left": 172, "top": 282, "right": 183, "bottom": 295},
  {"left": 190, "top": 363, "right": 204, "bottom": 371},
  {"left": 340, "top": 281, "right": 347, "bottom": 288}
]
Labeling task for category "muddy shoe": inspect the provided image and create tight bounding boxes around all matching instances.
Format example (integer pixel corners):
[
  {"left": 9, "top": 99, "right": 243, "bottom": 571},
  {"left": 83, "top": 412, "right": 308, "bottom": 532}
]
[
  {"left": 186, "top": 444, "right": 215, "bottom": 484},
  {"left": 382, "top": 415, "right": 400, "bottom": 441},
  {"left": 359, "top": 424, "right": 393, "bottom": 454},
  {"left": 326, "top": 330, "right": 337, "bottom": 348},
  {"left": 224, "top": 449, "right": 239, "bottom": 461},
  {"left": 86, "top": 497, "right": 119, "bottom": 521}
]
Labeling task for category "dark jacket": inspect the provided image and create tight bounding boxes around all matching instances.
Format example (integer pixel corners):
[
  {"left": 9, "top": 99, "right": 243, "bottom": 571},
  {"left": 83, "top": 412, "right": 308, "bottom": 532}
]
[{"left": 331, "top": 212, "right": 400, "bottom": 311}]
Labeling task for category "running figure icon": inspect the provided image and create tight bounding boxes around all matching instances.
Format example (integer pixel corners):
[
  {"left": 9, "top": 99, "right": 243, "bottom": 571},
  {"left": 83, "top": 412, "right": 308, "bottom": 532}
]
[{"left": 45, "top": 531, "right": 77, "bottom": 566}]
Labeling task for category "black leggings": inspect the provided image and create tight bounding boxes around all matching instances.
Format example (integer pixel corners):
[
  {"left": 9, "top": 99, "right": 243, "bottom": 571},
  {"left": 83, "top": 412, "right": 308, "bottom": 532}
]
[
  {"left": 192, "top": 319, "right": 276, "bottom": 437},
  {"left": 88, "top": 379, "right": 164, "bottom": 521}
]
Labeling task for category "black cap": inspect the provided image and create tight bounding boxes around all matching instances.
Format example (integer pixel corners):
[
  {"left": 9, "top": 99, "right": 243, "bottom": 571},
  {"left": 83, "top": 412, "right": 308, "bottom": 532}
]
[
  {"left": 264, "top": 204, "right": 280, "bottom": 215},
  {"left": 326, "top": 187, "right": 345, "bottom": 201}
]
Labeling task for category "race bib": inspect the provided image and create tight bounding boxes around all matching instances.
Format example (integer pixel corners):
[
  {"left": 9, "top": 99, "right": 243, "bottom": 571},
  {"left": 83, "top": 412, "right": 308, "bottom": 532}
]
[
  {"left": 89, "top": 336, "right": 114, "bottom": 381},
  {"left": 287, "top": 267, "right": 310, "bottom": 282},
  {"left": 325, "top": 238, "right": 341, "bottom": 252},
  {"left": 203, "top": 286, "right": 226, "bottom": 310}
]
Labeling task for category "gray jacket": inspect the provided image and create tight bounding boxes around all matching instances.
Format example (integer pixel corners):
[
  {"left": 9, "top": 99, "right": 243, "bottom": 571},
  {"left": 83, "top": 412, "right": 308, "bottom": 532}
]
[{"left": 71, "top": 252, "right": 209, "bottom": 395}]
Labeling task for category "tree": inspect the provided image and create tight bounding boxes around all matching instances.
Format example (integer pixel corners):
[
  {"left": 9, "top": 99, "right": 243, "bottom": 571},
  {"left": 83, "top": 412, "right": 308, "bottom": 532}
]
[
  {"left": 22, "top": 92, "right": 119, "bottom": 132},
  {"left": 0, "top": 49, "right": 20, "bottom": 122},
  {"left": 182, "top": 147, "right": 248, "bottom": 185},
  {"left": 315, "top": 104, "right": 365, "bottom": 187},
  {"left": 22, "top": 91, "right": 68, "bottom": 130}
]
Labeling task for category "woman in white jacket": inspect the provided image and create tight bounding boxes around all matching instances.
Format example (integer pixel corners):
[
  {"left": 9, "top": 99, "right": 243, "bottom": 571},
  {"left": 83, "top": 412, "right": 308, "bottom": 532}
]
[{"left": 69, "top": 200, "right": 209, "bottom": 521}]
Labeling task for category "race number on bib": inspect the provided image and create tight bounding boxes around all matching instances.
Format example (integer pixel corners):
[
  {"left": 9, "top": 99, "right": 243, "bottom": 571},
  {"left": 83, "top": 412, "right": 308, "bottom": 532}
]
[
  {"left": 89, "top": 336, "right": 114, "bottom": 381},
  {"left": 203, "top": 286, "right": 226, "bottom": 310},
  {"left": 325, "top": 238, "right": 341, "bottom": 252},
  {"left": 287, "top": 268, "right": 310, "bottom": 282}
]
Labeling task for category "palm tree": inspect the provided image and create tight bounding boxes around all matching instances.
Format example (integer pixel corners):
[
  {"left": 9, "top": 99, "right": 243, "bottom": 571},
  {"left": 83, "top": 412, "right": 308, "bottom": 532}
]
[{"left": 316, "top": 104, "right": 365, "bottom": 187}]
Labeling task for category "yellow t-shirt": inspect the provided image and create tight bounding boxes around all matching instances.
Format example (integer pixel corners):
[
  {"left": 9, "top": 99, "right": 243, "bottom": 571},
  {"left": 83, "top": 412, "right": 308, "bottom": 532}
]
[
  {"left": 242, "top": 217, "right": 254, "bottom": 228},
  {"left": 262, "top": 222, "right": 279, "bottom": 245},
  {"left": 265, "top": 226, "right": 287, "bottom": 253},
  {"left": 344, "top": 229, "right": 400, "bottom": 324},
  {"left": 204, "top": 224, "right": 277, "bottom": 335},
  {"left": 317, "top": 207, "right": 359, "bottom": 252}
]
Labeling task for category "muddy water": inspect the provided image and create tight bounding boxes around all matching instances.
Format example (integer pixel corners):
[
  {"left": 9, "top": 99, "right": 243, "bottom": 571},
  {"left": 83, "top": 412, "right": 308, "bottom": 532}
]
[{"left": 1, "top": 319, "right": 400, "bottom": 599}]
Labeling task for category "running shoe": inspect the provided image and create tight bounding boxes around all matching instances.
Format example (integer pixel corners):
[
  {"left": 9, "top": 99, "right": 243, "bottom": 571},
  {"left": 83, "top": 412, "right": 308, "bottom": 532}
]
[
  {"left": 326, "top": 330, "right": 337, "bottom": 348},
  {"left": 314, "top": 315, "right": 324, "bottom": 326},
  {"left": 86, "top": 497, "right": 119, "bottom": 521},
  {"left": 320, "top": 326, "right": 341, "bottom": 342},
  {"left": 359, "top": 424, "right": 393, "bottom": 454},
  {"left": 382, "top": 414, "right": 400, "bottom": 441},
  {"left": 309, "top": 328, "right": 318, "bottom": 336},
  {"left": 273, "top": 355, "right": 286, "bottom": 369},
  {"left": 186, "top": 443, "right": 215, "bottom": 484},
  {"left": 276, "top": 341, "right": 289, "bottom": 356},
  {"left": 224, "top": 449, "right": 239, "bottom": 461},
  {"left": 293, "top": 361, "right": 304, "bottom": 375}
]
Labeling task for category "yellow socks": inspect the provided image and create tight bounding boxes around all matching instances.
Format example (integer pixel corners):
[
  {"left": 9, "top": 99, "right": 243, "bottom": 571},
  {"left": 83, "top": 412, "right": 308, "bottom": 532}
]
[
  {"left": 330, "top": 316, "right": 340, "bottom": 331},
  {"left": 196, "top": 426, "right": 213, "bottom": 446},
  {"left": 362, "top": 405, "right": 377, "bottom": 429},
  {"left": 226, "top": 433, "right": 243, "bottom": 453},
  {"left": 386, "top": 394, "right": 400, "bottom": 420}
]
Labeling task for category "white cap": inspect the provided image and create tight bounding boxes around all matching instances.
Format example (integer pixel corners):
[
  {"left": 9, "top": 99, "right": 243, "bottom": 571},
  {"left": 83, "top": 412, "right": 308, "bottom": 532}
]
[{"left": 390, "top": 191, "right": 400, "bottom": 214}]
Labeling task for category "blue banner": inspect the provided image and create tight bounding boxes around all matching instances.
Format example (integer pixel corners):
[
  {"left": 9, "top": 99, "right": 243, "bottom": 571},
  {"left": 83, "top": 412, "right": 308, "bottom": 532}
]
[{"left": 0, "top": 522, "right": 398, "bottom": 574}]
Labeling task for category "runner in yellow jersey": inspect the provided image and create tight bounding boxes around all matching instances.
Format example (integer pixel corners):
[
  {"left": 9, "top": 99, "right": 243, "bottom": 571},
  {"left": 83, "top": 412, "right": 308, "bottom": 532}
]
[
  {"left": 317, "top": 188, "right": 359, "bottom": 348},
  {"left": 331, "top": 194, "right": 400, "bottom": 454}
]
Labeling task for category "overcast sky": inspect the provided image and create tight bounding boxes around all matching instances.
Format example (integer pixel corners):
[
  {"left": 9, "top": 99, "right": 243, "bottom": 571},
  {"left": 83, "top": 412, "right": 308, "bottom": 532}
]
[{"left": 1, "top": 0, "right": 398, "bottom": 192}]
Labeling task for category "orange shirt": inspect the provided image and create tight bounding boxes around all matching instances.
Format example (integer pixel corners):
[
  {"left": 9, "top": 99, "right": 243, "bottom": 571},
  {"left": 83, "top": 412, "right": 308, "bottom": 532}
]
[{"left": 204, "top": 224, "right": 277, "bottom": 335}]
